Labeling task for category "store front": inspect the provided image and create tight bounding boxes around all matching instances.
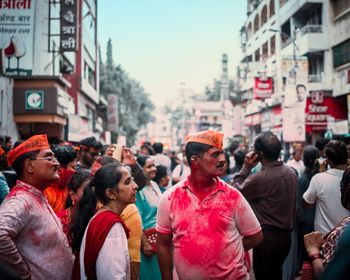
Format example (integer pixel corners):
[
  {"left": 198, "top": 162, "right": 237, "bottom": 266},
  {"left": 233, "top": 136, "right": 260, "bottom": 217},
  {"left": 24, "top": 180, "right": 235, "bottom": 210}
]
[
  {"left": 13, "top": 76, "right": 74, "bottom": 141},
  {"left": 305, "top": 91, "right": 348, "bottom": 143}
]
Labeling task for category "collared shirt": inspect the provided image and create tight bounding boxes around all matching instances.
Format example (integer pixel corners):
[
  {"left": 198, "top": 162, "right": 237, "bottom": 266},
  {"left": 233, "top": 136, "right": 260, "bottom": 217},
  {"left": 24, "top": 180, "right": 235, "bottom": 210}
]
[
  {"left": 303, "top": 168, "right": 350, "bottom": 235},
  {"left": 0, "top": 180, "right": 74, "bottom": 279},
  {"left": 233, "top": 161, "right": 298, "bottom": 231},
  {"left": 157, "top": 177, "right": 261, "bottom": 280}
]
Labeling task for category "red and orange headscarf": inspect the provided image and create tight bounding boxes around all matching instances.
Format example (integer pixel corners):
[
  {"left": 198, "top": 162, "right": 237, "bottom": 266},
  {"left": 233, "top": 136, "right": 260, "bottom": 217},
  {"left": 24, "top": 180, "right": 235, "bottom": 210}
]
[
  {"left": 7, "top": 134, "right": 50, "bottom": 167},
  {"left": 185, "top": 130, "right": 224, "bottom": 149}
]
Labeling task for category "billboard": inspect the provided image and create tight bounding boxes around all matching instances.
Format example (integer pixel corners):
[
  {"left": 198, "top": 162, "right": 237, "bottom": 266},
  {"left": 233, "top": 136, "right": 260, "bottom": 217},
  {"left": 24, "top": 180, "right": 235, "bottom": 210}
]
[
  {"left": 0, "top": 0, "right": 35, "bottom": 76},
  {"left": 253, "top": 76, "right": 274, "bottom": 99},
  {"left": 282, "top": 56, "right": 308, "bottom": 142}
]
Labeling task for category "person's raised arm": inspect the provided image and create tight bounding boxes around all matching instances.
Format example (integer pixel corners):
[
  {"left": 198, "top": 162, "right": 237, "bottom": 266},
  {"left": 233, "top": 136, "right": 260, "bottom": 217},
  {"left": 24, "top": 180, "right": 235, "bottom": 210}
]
[{"left": 157, "top": 232, "right": 173, "bottom": 280}]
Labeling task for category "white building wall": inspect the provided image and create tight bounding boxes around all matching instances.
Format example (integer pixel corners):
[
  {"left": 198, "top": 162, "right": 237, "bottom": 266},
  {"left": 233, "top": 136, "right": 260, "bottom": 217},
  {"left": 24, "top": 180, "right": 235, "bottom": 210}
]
[{"left": 0, "top": 77, "right": 19, "bottom": 140}]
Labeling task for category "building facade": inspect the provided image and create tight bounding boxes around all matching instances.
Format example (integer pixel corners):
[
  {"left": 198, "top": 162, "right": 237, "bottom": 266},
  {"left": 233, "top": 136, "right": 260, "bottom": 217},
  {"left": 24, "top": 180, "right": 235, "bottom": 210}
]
[
  {"left": 238, "top": 0, "right": 350, "bottom": 145},
  {"left": 0, "top": 0, "right": 107, "bottom": 143}
]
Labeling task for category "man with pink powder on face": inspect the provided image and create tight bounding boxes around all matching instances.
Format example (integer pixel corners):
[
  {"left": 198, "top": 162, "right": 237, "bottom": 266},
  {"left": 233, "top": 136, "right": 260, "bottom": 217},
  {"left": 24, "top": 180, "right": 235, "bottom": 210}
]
[{"left": 156, "top": 130, "right": 262, "bottom": 280}]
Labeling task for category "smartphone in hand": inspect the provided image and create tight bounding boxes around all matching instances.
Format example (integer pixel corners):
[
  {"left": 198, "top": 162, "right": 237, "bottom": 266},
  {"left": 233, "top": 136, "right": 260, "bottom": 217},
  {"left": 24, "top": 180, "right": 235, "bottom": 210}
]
[{"left": 112, "top": 144, "right": 123, "bottom": 162}]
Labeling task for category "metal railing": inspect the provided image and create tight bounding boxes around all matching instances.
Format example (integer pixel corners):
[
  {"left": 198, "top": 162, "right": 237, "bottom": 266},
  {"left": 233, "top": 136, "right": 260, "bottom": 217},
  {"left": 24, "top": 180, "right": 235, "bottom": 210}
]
[
  {"left": 308, "top": 74, "right": 323, "bottom": 83},
  {"left": 300, "top": 25, "right": 323, "bottom": 35}
]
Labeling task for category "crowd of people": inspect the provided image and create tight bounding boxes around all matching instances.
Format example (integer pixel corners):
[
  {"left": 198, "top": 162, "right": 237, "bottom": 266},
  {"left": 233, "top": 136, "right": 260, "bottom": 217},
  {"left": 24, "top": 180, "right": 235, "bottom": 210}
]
[{"left": 0, "top": 131, "right": 350, "bottom": 279}]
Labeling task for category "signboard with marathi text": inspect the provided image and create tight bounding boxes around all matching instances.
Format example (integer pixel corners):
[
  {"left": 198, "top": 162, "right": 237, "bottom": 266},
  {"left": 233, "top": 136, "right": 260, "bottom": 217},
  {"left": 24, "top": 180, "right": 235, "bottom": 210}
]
[
  {"left": 253, "top": 77, "right": 273, "bottom": 99},
  {"left": 60, "top": 0, "right": 78, "bottom": 52},
  {"left": 0, "top": 0, "right": 34, "bottom": 76}
]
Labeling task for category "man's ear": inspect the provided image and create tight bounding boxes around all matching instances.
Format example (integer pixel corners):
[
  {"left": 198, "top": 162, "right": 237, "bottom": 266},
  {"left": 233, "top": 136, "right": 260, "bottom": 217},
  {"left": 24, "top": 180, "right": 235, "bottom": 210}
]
[
  {"left": 24, "top": 158, "right": 34, "bottom": 174},
  {"left": 191, "top": 156, "right": 199, "bottom": 169}
]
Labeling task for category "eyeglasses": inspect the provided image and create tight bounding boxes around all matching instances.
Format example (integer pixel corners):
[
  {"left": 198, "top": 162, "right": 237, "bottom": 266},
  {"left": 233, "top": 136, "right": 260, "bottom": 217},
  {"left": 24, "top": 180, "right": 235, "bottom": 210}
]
[{"left": 31, "top": 156, "right": 58, "bottom": 162}]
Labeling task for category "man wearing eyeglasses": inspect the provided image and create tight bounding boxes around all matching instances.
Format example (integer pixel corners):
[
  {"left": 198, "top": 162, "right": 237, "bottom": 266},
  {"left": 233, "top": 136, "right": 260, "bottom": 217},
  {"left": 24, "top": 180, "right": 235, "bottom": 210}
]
[
  {"left": 0, "top": 134, "right": 74, "bottom": 279},
  {"left": 76, "top": 136, "right": 102, "bottom": 169}
]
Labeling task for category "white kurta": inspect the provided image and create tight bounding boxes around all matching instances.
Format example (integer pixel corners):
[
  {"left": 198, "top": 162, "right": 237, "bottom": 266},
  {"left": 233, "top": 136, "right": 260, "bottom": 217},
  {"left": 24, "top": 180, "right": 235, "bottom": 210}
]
[
  {"left": 0, "top": 180, "right": 74, "bottom": 279},
  {"left": 80, "top": 213, "right": 131, "bottom": 280}
]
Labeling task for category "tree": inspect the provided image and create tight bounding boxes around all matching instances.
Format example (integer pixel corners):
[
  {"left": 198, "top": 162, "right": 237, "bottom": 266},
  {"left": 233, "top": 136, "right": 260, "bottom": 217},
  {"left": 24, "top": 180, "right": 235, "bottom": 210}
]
[{"left": 99, "top": 39, "right": 154, "bottom": 146}]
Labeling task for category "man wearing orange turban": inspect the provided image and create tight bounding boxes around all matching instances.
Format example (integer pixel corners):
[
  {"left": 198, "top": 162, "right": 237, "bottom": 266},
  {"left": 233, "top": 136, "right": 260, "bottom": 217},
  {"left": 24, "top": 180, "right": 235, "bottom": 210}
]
[
  {"left": 156, "top": 130, "right": 263, "bottom": 279},
  {"left": 0, "top": 135, "right": 74, "bottom": 279}
]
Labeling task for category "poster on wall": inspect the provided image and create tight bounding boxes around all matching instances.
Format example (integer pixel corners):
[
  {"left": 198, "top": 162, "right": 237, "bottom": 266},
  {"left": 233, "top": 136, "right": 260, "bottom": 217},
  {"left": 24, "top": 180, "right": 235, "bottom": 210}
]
[
  {"left": 0, "top": 0, "right": 35, "bottom": 76},
  {"left": 282, "top": 56, "right": 308, "bottom": 142},
  {"left": 283, "top": 107, "right": 306, "bottom": 142}
]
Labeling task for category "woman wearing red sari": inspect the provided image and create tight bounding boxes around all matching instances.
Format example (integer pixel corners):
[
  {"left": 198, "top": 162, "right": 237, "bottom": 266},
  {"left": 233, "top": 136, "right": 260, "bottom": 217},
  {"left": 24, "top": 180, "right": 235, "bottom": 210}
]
[{"left": 71, "top": 162, "right": 138, "bottom": 280}]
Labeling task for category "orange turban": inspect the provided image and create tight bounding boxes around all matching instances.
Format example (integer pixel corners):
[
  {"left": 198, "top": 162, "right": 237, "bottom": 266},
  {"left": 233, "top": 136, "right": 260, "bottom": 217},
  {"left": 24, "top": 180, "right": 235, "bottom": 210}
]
[
  {"left": 185, "top": 130, "right": 224, "bottom": 149},
  {"left": 7, "top": 134, "right": 50, "bottom": 166}
]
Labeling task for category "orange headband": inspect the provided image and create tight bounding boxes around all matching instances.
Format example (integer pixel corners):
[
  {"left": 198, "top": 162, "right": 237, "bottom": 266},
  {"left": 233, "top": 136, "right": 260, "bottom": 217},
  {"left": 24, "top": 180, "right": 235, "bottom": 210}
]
[
  {"left": 185, "top": 130, "right": 224, "bottom": 149},
  {"left": 7, "top": 134, "right": 50, "bottom": 166}
]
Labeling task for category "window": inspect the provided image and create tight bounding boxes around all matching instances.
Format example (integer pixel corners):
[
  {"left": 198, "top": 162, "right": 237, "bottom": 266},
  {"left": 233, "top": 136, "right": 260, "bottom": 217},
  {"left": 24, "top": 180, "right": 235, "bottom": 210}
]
[
  {"left": 333, "top": 38, "right": 350, "bottom": 68},
  {"left": 247, "top": 22, "right": 252, "bottom": 39},
  {"left": 269, "top": 0, "right": 275, "bottom": 17},
  {"left": 84, "top": 61, "right": 96, "bottom": 88},
  {"left": 254, "top": 15, "right": 259, "bottom": 33},
  {"left": 331, "top": 0, "right": 350, "bottom": 18},
  {"left": 270, "top": 35, "right": 276, "bottom": 56},
  {"left": 86, "top": 106, "right": 95, "bottom": 131},
  {"left": 261, "top": 5, "right": 268, "bottom": 25},
  {"left": 262, "top": 42, "right": 268, "bottom": 58},
  {"left": 255, "top": 49, "right": 260, "bottom": 62}
]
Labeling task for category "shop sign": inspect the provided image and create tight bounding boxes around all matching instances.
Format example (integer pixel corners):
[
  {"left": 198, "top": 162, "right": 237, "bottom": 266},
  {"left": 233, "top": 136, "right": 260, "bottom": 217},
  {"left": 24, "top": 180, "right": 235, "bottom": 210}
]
[
  {"left": 305, "top": 96, "right": 347, "bottom": 132},
  {"left": 60, "top": 0, "right": 78, "bottom": 52},
  {"left": 0, "top": 0, "right": 35, "bottom": 76},
  {"left": 253, "top": 77, "right": 273, "bottom": 99},
  {"left": 25, "top": 90, "right": 44, "bottom": 110}
]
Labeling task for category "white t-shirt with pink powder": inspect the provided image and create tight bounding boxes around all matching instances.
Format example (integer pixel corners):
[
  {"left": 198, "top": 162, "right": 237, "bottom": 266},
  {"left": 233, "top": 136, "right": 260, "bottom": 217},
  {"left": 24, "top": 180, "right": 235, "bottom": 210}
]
[{"left": 156, "top": 177, "right": 261, "bottom": 280}]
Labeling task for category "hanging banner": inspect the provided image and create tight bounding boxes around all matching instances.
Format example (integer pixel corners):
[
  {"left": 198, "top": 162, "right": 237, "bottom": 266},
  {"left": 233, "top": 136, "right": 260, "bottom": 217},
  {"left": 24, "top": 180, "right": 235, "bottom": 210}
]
[
  {"left": 0, "top": 0, "right": 35, "bottom": 76},
  {"left": 283, "top": 107, "right": 306, "bottom": 142},
  {"left": 282, "top": 56, "right": 308, "bottom": 142},
  {"left": 60, "top": 0, "right": 78, "bottom": 52},
  {"left": 107, "top": 94, "right": 119, "bottom": 133},
  {"left": 253, "top": 77, "right": 273, "bottom": 99}
]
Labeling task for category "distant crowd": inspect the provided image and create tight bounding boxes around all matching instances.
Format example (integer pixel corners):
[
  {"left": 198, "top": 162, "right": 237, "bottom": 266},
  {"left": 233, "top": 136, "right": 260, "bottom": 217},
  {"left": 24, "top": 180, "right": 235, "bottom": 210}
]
[{"left": 0, "top": 132, "right": 349, "bottom": 279}]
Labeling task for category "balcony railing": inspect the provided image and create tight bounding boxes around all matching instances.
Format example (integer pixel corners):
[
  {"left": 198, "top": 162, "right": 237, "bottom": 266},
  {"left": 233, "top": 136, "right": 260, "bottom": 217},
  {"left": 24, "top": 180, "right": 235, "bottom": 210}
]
[
  {"left": 300, "top": 25, "right": 323, "bottom": 35},
  {"left": 308, "top": 74, "right": 323, "bottom": 83}
]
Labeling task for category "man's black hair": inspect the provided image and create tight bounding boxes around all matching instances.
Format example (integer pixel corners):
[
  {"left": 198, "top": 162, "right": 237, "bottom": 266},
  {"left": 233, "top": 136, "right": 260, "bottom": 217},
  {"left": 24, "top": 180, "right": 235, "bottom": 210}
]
[
  {"left": 152, "top": 142, "right": 163, "bottom": 154},
  {"left": 254, "top": 132, "right": 281, "bottom": 161},
  {"left": 325, "top": 140, "right": 348, "bottom": 166},
  {"left": 79, "top": 137, "right": 102, "bottom": 150},
  {"left": 315, "top": 138, "right": 329, "bottom": 152},
  {"left": 53, "top": 145, "right": 77, "bottom": 167},
  {"left": 296, "top": 84, "right": 306, "bottom": 91},
  {"left": 11, "top": 150, "right": 40, "bottom": 178},
  {"left": 185, "top": 142, "right": 213, "bottom": 167}
]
